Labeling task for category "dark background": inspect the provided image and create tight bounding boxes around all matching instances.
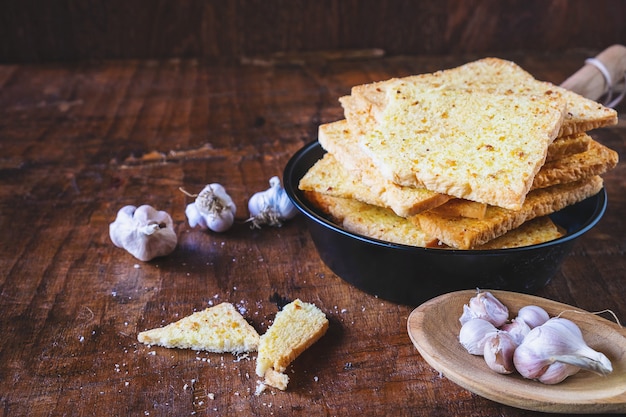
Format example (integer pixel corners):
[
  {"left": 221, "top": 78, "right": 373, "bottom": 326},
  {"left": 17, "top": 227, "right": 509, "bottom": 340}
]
[{"left": 1, "top": 0, "right": 625, "bottom": 64}]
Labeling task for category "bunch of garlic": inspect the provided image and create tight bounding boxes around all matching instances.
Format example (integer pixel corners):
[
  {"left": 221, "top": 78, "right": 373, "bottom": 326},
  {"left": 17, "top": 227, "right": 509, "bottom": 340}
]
[
  {"left": 247, "top": 176, "right": 297, "bottom": 228},
  {"left": 109, "top": 205, "right": 178, "bottom": 261},
  {"left": 182, "top": 184, "right": 236, "bottom": 233},
  {"left": 458, "top": 290, "right": 613, "bottom": 383}
]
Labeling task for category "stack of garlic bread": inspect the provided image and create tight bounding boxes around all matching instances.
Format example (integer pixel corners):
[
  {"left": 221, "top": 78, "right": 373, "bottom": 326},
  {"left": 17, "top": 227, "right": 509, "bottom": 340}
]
[{"left": 299, "top": 58, "right": 618, "bottom": 249}]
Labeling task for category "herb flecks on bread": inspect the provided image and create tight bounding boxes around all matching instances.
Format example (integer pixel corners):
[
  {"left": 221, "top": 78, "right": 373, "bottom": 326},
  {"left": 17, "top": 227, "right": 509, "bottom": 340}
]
[{"left": 137, "top": 302, "right": 260, "bottom": 354}]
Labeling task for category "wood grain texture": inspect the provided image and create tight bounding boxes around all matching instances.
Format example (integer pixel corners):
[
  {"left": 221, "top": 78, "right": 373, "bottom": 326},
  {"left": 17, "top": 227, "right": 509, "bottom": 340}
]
[
  {"left": 0, "top": 51, "right": 624, "bottom": 416},
  {"left": 1, "top": 0, "right": 626, "bottom": 63}
]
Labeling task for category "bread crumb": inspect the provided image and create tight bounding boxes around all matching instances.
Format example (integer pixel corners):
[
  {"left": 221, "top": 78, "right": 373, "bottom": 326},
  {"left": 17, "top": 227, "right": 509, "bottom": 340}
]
[{"left": 255, "top": 381, "right": 267, "bottom": 396}]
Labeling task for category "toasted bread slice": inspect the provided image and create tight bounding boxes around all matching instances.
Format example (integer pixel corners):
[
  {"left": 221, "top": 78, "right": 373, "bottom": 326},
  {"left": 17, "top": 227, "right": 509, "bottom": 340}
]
[
  {"left": 137, "top": 303, "right": 260, "bottom": 354},
  {"left": 414, "top": 176, "right": 603, "bottom": 249},
  {"left": 347, "top": 58, "right": 617, "bottom": 137},
  {"left": 305, "top": 191, "right": 565, "bottom": 250},
  {"left": 310, "top": 120, "right": 611, "bottom": 218},
  {"left": 316, "top": 119, "right": 450, "bottom": 216},
  {"left": 299, "top": 153, "right": 451, "bottom": 217},
  {"left": 304, "top": 190, "right": 438, "bottom": 247},
  {"left": 428, "top": 198, "right": 488, "bottom": 220},
  {"left": 350, "top": 88, "right": 567, "bottom": 209},
  {"left": 546, "top": 133, "right": 590, "bottom": 162},
  {"left": 476, "top": 216, "right": 565, "bottom": 250},
  {"left": 255, "top": 299, "right": 328, "bottom": 390},
  {"left": 532, "top": 139, "right": 618, "bottom": 189}
]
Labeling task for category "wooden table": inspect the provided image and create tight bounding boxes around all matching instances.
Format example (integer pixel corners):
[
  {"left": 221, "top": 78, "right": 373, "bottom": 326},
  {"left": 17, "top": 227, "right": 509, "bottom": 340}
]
[{"left": 1, "top": 51, "right": 624, "bottom": 416}]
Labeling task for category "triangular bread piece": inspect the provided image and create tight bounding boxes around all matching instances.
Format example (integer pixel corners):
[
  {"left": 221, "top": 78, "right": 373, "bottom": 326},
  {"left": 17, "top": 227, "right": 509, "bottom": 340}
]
[
  {"left": 137, "top": 303, "right": 260, "bottom": 354},
  {"left": 255, "top": 299, "right": 328, "bottom": 390},
  {"left": 414, "top": 176, "right": 603, "bottom": 249}
]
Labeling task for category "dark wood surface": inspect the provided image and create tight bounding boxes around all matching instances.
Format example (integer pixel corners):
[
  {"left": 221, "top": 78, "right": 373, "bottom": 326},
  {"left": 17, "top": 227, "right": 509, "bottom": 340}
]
[
  {"left": 0, "top": 50, "right": 624, "bottom": 416},
  {"left": 2, "top": 0, "right": 626, "bottom": 63}
]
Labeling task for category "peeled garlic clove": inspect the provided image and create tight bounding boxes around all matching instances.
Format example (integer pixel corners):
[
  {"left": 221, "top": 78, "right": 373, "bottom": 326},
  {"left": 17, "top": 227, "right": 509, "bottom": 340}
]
[
  {"left": 500, "top": 317, "right": 531, "bottom": 345},
  {"left": 483, "top": 331, "right": 517, "bottom": 374},
  {"left": 109, "top": 205, "right": 177, "bottom": 262},
  {"left": 516, "top": 305, "right": 550, "bottom": 329},
  {"left": 459, "top": 318, "right": 498, "bottom": 355},
  {"left": 459, "top": 290, "right": 509, "bottom": 327},
  {"left": 513, "top": 317, "right": 612, "bottom": 383}
]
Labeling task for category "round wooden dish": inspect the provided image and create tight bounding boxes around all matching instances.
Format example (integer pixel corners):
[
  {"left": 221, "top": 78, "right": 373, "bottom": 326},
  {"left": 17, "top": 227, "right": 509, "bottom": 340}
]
[{"left": 407, "top": 290, "right": 626, "bottom": 413}]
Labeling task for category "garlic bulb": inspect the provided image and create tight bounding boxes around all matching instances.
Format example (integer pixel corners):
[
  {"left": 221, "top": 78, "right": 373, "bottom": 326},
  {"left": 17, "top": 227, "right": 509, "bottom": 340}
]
[
  {"left": 513, "top": 317, "right": 613, "bottom": 384},
  {"left": 516, "top": 305, "right": 550, "bottom": 329},
  {"left": 483, "top": 331, "right": 517, "bottom": 374},
  {"left": 182, "top": 184, "right": 236, "bottom": 233},
  {"left": 109, "top": 205, "right": 177, "bottom": 261},
  {"left": 459, "top": 318, "right": 498, "bottom": 355},
  {"left": 459, "top": 290, "right": 509, "bottom": 327},
  {"left": 247, "top": 176, "right": 297, "bottom": 228}
]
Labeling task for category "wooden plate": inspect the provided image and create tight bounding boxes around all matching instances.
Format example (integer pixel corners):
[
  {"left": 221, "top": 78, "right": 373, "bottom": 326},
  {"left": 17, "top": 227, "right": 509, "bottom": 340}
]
[{"left": 407, "top": 290, "right": 626, "bottom": 413}]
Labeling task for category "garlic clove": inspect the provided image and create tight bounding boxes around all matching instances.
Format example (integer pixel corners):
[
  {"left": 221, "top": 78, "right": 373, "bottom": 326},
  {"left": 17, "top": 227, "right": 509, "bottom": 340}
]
[
  {"left": 459, "top": 318, "right": 498, "bottom": 355},
  {"left": 516, "top": 305, "right": 550, "bottom": 329},
  {"left": 537, "top": 362, "right": 581, "bottom": 385},
  {"left": 109, "top": 205, "right": 177, "bottom": 262},
  {"left": 500, "top": 317, "right": 531, "bottom": 346},
  {"left": 513, "top": 317, "right": 613, "bottom": 383},
  {"left": 459, "top": 290, "right": 509, "bottom": 327},
  {"left": 483, "top": 331, "right": 517, "bottom": 374}
]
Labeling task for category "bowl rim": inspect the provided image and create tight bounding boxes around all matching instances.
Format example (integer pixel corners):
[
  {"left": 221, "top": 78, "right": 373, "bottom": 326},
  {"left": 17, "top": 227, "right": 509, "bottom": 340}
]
[{"left": 284, "top": 140, "right": 607, "bottom": 254}]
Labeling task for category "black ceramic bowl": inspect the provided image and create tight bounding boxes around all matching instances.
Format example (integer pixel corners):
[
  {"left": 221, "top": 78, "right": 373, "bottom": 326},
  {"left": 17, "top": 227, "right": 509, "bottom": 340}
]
[{"left": 283, "top": 141, "right": 607, "bottom": 306}]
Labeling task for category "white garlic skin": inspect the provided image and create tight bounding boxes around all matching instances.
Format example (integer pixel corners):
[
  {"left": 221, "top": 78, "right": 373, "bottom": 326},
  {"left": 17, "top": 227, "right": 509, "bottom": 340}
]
[
  {"left": 500, "top": 317, "right": 531, "bottom": 345},
  {"left": 536, "top": 361, "right": 581, "bottom": 385},
  {"left": 109, "top": 205, "right": 177, "bottom": 262},
  {"left": 247, "top": 176, "right": 297, "bottom": 228},
  {"left": 483, "top": 331, "right": 517, "bottom": 374},
  {"left": 459, "top": 318, "right": 498, "bottom": 355},
  {"left": 185, "top": 183, "right": 236, "bottom": 233},
  {"left": 516, "top": 305, "right": 550, "bottom": 329},
  {"left": 513, "top": 317, "right": 612, "bottom": 384},
  {"left": 459, "top": 290, "right": 509, "bottom": 327}
]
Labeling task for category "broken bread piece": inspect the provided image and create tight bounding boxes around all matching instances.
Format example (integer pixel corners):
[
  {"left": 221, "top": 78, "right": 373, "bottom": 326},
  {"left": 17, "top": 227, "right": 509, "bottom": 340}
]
[
  {"left": 256, "top": 299, "right": 328, "bottom": 390},
  {"left": 137, "top": 302, "right": 260, "bottom": 354}
]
